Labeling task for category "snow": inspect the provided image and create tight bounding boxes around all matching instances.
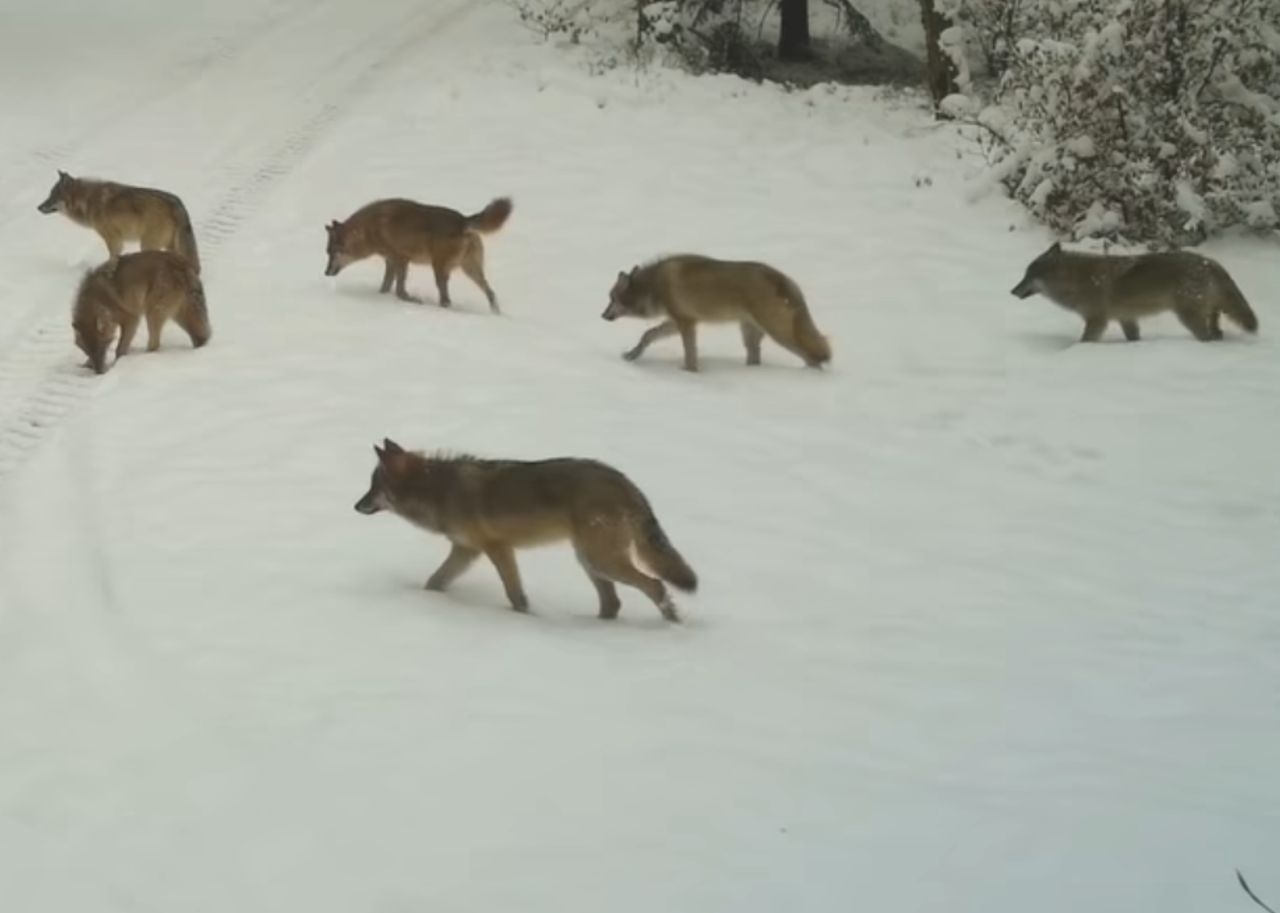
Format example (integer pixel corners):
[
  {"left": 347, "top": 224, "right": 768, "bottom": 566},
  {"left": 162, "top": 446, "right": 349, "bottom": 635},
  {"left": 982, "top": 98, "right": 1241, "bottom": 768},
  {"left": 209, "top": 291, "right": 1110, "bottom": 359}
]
[{"left": 1, "top": 1, "right": 1279, "bottom": 911}]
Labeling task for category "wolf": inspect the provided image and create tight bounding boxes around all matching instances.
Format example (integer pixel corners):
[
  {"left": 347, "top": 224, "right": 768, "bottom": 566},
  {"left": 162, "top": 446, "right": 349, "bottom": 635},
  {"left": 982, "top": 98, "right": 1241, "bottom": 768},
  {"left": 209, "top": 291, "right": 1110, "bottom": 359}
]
[
  {"left": 601, "top": 254, "right": 832, "bottom": 372},
  {"left": 38, "top": 170, "right": 201, "bottom": 273},
  {"left": 324, "top": 196, "right": 512, "bottom": 312},
  {"left": 71, "top": 250, "right": 211, "bottom": 374},
  {"left": 353, "top": 440, "right": 698, "bottom": 622},
  {"left": 1010, "top": 242, "right": 1259, "bottom": 342}
]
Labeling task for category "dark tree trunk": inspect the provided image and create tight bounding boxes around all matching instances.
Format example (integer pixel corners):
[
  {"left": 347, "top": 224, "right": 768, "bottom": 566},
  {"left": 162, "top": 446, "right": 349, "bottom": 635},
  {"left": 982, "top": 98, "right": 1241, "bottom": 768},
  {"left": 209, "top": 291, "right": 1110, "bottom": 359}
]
[
  {"left": 778, "top": 0, "right": 812, "bottom": 61},
  {"left": 920, "top": 0, "right": 958, "bottom": 106}
]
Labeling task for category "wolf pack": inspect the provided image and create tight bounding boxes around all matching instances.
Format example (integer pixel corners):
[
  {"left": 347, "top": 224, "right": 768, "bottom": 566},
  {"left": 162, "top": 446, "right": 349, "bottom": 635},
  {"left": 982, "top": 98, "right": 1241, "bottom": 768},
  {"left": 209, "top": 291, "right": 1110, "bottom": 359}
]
[{"left": 36, "top": 170, "right": 1262, "bottom": 623}]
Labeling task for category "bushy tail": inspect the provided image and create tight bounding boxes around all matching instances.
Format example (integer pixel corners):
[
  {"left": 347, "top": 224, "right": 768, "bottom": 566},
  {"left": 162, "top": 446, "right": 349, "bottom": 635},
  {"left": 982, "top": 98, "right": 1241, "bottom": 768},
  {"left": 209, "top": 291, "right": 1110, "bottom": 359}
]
[
  {"left": 792, "top": 307, "right": 832, "bottom": 365},
  {"left": 1218, "top": 270, "right": 1259, "bottom": 333},
  {"left": 631, "top": 502, "right": 697, "bottom": 592},
  {"left": 172, "top": 201, "right": 202, "bottom": 275},
  {"left": 464, "top": 196, "right": 513, "bottom": 234},
  {"left": 756, "top": 270, "right": 832, "bottom": 367}
]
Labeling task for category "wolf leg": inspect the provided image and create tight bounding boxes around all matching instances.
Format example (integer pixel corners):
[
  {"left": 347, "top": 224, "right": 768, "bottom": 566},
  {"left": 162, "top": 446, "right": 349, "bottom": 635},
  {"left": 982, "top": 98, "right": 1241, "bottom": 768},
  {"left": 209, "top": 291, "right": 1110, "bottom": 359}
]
[
  {"left": 1120, "top": 319, "right": 1141, "bottom": 342},
  {"left": 115, "top": 314, "right": 141, "bottom": 359},
  {"left": 740, "top": 321, "right": 764, "bottom": 365},
  {"left": 676, "top": 319, "right": 699, "bottom": 372},
  {"left": 483, "top": 543, "right": 529, "bottom": 612},
  {"left": 393, "top": 261, "right": 422, "bottom": 304},
  {"left": 1079, "top": 316, "right": 1108, "bottom": 342},
  {"left": 1175, "top": 307, "right": 1215, "bottom": 341},
  {"left": 431, "top": 260, "right": 453, "bottom": 308},
  {"left": 459, "top": 237, "right": 499, "bottom": 313},
  {"left": 379, "top": 258, "right": 396, "bottom": 294},
  {"left": 623, "top": 320, "right": 677, "bottom": 362},
  {"left": 426, "top": 543, "right": 480, "bottom": 591},
  {"left": 578, "top": 535, "right": 676, "bottom": 622},
  {"left": 145, "top": 309, "right": 169, "bottom": 352}
]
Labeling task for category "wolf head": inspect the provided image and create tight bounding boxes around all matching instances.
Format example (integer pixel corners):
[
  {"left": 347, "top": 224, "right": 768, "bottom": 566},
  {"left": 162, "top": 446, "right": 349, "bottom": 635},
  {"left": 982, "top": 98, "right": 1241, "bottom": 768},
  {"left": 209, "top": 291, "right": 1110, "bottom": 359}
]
[
  {"left": 71, "top": 293, "right": 114, "bottom": 375},
  {"left": 354, "top": 439, "right": 410, "bottom": 515},
  {"left": 1010, "top": 241, "right": 1064, "bottom": 299},
  {"left": 601, "top": 267, "right": 656, "bottom": 321},
  {"left": 38, "top": 170, "right": 74, "bottom": 214},
  {"left": 324, "top": 220, "right": 358, "bottom": 276}
]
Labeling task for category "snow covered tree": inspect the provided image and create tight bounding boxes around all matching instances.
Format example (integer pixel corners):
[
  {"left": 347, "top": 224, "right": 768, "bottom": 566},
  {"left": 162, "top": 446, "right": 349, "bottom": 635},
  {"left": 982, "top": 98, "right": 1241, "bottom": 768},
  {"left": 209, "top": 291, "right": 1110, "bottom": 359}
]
[
  {"left": 957, "top": 0, "right": 1280, "bottom": 245},
  {"left": 919, "top": 0, "right": 958, "bottom": 105},
  {"left": 778, "top": 0, "right": 812, "bottom": 61}
]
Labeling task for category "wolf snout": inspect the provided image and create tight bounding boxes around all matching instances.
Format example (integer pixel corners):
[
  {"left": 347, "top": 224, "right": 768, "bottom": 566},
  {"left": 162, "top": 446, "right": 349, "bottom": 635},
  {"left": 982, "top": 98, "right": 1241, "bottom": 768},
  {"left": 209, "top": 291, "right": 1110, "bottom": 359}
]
[
  {"left": 1010, "top": 279, "right": 1034, "bottom": 299},
  {"left": 354, "top": 494, "right": 378, "bottom": 514},
  {"left": 601, "top": 305, "right": 619, "bottom": 321},
  {"left": 37, "top": 201, "right": 56, "bottom": 214}
]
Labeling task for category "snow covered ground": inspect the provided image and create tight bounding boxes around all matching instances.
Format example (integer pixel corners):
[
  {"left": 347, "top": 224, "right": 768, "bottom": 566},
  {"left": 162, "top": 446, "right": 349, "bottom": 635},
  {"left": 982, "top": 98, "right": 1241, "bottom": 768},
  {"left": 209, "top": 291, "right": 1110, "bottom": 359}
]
[{"left": 1, "top": 1, "right": 1278, "bottom": 910}]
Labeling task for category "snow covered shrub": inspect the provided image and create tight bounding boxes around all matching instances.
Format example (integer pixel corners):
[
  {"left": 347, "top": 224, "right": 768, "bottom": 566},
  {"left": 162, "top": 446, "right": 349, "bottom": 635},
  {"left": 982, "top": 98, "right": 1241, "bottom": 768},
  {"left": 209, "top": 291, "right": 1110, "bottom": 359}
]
[
  {"left": 509, "top": 0, "right": 603, "bottom": 43},
  {"left": 636, "top": 0, "right": 765, "bottom": 77},
  {"left": 963, "top": 0, "right": 1280, "bottom": 245}
]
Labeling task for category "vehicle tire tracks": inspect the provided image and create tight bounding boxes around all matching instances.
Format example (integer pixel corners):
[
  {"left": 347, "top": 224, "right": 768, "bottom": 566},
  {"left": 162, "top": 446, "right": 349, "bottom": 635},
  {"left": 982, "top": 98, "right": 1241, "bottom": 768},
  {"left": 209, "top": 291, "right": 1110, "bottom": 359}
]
[{"left": 0, "top": 0, "right": 482, "bottom": 484}]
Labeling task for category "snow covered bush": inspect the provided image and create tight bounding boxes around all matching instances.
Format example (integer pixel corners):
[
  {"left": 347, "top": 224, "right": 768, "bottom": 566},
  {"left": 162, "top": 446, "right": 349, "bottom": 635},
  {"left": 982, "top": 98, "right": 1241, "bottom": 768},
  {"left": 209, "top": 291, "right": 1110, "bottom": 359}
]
[{"left": 955, "top": 0, "right": 1280, "bottom": 245}]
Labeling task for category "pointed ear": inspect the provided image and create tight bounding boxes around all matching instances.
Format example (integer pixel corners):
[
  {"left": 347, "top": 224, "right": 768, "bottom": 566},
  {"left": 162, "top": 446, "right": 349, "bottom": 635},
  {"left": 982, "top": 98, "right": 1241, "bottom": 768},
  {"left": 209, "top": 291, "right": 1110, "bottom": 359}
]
[
  {"left": 381, "top": 438, "right": 405, "bottom": 455},
  {"left": 373, "top": 443, "right": 385, "bottom": 460},
  {"left": 1050, "top": 241, "right": 1062, "bottom": 252},
  {"left": 57, "top": 169, "right": 69, "bottom": 179}
]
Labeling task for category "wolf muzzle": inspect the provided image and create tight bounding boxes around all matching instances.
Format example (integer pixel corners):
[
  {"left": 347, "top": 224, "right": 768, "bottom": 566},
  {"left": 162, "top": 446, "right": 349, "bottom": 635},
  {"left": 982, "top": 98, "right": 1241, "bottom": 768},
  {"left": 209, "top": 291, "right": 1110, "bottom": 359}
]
[
  {"left": 324, "top": 260, "right": 341, "bottom": 277},
  {"left": 601, "top": 303, "right": 621, "bottom": 321},
  {"left": 37, "top": 199, "right": 58, "bottom": 214},
  {"left": 354, "top": 491, "right": 381, "bottom": 514},
  {"left": 1010, "top": 278, "right": 1036, "bottom": 299}
]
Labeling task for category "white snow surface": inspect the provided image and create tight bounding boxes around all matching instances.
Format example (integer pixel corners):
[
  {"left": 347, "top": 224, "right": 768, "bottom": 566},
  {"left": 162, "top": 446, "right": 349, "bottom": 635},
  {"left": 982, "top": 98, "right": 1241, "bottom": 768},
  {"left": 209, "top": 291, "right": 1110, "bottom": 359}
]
[{"left": 1, "top": 1, "right": 1278, "bottom": 910}]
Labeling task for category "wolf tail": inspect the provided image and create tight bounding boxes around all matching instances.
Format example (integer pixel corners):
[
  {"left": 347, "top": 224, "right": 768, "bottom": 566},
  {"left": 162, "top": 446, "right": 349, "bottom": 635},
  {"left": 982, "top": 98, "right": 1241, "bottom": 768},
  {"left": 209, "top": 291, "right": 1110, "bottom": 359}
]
[
  {"left": 1216, "top": 267, "right": 1259, "bottom": 333},
  {"left": 629, "top": 498, "right": 697, "bottom": 592},
  {"left": 754, "top": 271, "right": 832, "bottom": 366},
  {"left": 171, "top": 200, "right": 202, "bottom": 275},
  {"left": 464, "top": 197, "right": 513, "bottom": 235}
]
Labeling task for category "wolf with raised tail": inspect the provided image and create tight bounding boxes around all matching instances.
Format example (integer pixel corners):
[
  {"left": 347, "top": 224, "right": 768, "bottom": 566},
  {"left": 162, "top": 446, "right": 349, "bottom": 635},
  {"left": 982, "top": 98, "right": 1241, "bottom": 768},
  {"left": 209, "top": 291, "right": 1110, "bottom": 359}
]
[{"left": 324, "top": 196, "right": 512, "bottom": 311}]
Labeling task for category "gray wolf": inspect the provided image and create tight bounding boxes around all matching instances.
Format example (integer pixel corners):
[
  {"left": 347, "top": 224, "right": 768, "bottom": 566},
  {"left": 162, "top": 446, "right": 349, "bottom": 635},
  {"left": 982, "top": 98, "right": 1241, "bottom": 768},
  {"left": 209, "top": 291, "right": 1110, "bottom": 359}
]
[
  {"left": 1011, "top": 242, "right": 1259, "bottom": 342},
  {"left": 354, "top": 440, "right": 697, "bottom": 621},
  {"left": 601, "top": 254, "right": 832, "bottom": 372},
  {"left": 72, "top": 250, "right": 211, "bottom": 374},
  {"left": 38, "top": 170, "right": 201, "bottom": 273},
  {"left": 324, "top": 196, "right": 512, "bottom": 312}
]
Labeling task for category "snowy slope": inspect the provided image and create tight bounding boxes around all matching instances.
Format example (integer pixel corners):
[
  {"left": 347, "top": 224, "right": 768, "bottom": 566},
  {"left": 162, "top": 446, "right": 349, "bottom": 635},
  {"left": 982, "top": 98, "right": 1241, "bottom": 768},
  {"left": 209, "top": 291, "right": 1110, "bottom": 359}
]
[{"left": 1, "top": 2, "right": 1278, "bottom": 911}]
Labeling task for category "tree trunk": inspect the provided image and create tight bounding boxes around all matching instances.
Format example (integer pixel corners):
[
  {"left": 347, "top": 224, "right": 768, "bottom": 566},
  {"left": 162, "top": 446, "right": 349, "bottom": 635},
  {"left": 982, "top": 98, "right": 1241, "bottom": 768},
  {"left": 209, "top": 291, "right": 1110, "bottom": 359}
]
[
  {"left": 920, "top": 0, "right": 958, "bottom": 105},
  {"left": 778, "top": 0, "right": 812, "bottom": 61}
]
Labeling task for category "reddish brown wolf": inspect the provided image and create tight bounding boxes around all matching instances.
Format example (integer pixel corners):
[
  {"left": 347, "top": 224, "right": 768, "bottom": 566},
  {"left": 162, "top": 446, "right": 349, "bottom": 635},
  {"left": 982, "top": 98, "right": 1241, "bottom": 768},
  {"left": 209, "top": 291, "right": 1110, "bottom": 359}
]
[
  {"left": 71, "top": 250, "right": 210, "bottom": 374},
  {"left": 324, "top": 196, "right": 512, "bottom": 311},
  {"left": 354, "top": 441, "right": 697, "bottom": 622}
]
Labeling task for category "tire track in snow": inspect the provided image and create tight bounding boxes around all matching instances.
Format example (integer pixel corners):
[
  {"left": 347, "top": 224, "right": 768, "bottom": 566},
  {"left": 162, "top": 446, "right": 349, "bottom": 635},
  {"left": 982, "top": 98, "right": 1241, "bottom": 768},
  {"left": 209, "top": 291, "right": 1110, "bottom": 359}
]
[
  {"left": 0, "top": 0, "right": 482, "bottom": 483},
  {"left": 0, "top": 0, "right": 317, "bottom": 236}
]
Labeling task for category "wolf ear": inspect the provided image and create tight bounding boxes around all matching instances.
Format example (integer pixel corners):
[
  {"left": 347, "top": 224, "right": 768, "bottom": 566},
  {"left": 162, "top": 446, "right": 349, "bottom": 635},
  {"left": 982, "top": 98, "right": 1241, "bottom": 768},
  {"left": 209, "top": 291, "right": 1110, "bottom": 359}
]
[
  {"left": 381, "top": 438, "right": 405, "bottom": 455},
  {"left": 57, "top": 169, "right": 68, "bottom": 178},
  {"left": 1049, "top": 241, "right": 1062, "bottom": 253}
]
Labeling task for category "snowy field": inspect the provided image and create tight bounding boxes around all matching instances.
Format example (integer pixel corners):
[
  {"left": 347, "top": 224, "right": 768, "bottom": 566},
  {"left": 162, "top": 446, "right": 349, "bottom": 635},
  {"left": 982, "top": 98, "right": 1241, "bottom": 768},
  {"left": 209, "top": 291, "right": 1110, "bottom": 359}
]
[{"left": 1, "top": 1, "right": 1278, "bottom": 910}]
